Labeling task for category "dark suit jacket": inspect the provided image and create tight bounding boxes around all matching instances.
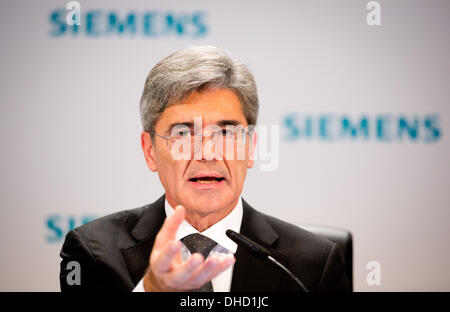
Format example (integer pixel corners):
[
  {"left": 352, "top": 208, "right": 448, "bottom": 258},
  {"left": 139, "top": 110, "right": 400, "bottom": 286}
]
[{"left": 60, "top": 195, "right": 350, "bottom": 291}]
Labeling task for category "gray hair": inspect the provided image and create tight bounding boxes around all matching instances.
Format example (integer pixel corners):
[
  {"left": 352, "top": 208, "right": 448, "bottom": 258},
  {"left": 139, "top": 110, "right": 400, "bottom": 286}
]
[{"left": 139, "top": 46, "right": 259, "bottom": 133}]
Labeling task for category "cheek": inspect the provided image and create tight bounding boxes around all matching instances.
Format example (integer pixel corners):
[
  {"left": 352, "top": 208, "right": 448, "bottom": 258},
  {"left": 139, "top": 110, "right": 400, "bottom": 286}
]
[
  {"left": 163, "top": 161, "right": 185, "bottom": 178},
  {"left": 155, "top": 148, "right": 187, "bottom": 187},
  {"left": 229, "top": 160, "right": 248, "bottom": 187}
]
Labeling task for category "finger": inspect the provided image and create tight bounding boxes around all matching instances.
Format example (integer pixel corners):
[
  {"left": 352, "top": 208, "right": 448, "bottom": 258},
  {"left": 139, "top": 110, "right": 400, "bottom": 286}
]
[
  {"left": 212, "top": 254, "right": 235, "bottom": 273},
  {"left": 167, "top": 253, "right": 205, "bottom": 286},
  {"left": 187, "top": 255, "right": 235, "bottom": 289},
  {"left": 203, "top": 255, "right": 235, "bottom": 281},
  {"left": 188, "top": 257, "right": 220, "bottom": 288},
  {"left": 152, "top": 240, "right": 182, "bottom": 274},
  {"left": 154, "top": 205, "right": 185, "bottom": 249}
]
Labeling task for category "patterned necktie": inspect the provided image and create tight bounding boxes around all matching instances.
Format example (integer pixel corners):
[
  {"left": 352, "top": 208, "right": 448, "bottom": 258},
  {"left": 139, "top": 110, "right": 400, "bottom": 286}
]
[{"left": 181, "top": 233, "right": 217, "bottom": 292}]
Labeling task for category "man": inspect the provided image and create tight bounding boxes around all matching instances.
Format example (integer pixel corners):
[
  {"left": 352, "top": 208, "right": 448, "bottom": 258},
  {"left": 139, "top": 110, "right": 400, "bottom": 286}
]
[{"left": 60, "top": 46, "right": 349, "bottom": 292}]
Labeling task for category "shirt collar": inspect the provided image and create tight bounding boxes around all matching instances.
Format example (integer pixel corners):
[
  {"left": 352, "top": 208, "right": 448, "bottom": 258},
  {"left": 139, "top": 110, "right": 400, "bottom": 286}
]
[{"left": 164, "top": 198, "right": 243, "bottom": 253}]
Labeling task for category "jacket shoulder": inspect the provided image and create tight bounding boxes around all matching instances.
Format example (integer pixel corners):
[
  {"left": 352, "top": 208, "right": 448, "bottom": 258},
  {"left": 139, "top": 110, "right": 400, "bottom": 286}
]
[
  {"left": 59, "top": 203, "right": 156, "bottom": 291},
  {"left": 260, "top": 212, "right": 349, "bottom": 291},
  {"left": 73, "top": 204, "right": 149, "bottom": 243},
  {"left": 262, "top": 212, "right": 335, "bottom": 251}
]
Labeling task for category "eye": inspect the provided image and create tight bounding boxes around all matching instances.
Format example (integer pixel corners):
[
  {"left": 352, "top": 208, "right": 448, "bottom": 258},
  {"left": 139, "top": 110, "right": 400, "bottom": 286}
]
[
  {"left": 220, "top": 129, "right": 234, "bottom": 137},
  {"left": 176, "top": 129, "right": 191, "bottom": 137}
]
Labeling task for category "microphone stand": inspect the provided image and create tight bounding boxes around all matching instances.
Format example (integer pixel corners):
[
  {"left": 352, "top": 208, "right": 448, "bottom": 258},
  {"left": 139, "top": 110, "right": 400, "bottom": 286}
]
[{"left": 226, "top": 229, "right": 309, "bottom": 292}]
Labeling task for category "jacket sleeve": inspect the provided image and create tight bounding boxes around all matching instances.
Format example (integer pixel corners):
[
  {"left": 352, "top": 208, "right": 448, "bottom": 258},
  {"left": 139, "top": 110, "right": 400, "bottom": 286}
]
[
  {"left": 317, "top": 243, "right": 351, "bottom": 292},
  {"left": 59, "top": 229, "right": 109, "bottom": 292}
]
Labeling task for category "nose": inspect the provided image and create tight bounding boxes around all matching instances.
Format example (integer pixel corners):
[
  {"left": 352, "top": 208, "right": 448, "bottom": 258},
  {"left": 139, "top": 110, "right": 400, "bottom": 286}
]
[{"left": 193, "top": 133, "right": 221, "bottom": 161}]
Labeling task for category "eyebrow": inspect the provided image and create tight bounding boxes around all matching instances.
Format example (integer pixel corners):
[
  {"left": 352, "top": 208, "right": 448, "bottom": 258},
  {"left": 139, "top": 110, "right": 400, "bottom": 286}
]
[
  {"left": 165, "top": 119, "right": 243, "bottom": 134},
  {"left": 216, "top": 119, "right": 243, "bottom": 127}
]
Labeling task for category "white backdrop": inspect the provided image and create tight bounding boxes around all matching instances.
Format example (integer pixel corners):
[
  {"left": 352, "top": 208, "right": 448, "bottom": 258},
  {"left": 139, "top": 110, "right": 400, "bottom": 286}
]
[{"left": 0, "top": 0, "right": 449, "bottom": 291}]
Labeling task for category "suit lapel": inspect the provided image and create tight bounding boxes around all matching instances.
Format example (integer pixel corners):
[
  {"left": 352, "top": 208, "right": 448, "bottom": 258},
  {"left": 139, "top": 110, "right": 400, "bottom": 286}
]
[
  {"left": 121, "top": 195, "right": 166, "bottom": 285},
  {"left": 230, "top": 199, "right": 286, "bottom": 291}
]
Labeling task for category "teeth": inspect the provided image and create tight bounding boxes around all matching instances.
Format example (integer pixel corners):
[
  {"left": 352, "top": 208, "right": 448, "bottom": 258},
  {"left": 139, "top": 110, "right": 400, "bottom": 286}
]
[{"left": 197, "top": 179, "right": 218, "bottom": 183}]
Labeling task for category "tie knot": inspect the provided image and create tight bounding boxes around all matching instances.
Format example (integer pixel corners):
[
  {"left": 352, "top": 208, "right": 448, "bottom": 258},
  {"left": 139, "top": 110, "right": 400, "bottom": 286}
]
[{"left": 181, "top": 233, "right": 217, "bottom": 259}]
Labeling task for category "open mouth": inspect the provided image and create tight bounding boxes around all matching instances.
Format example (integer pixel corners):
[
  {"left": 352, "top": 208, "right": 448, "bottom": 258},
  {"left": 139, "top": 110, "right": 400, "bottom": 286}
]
[{"left": 189, "top": 176, "right": 225, "bottom": 184}]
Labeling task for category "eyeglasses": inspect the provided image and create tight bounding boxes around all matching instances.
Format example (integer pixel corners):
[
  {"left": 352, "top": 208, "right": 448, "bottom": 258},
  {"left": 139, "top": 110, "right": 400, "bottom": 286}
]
[{"left": 150, "top": 126, "right": 254, "bottom": 148}]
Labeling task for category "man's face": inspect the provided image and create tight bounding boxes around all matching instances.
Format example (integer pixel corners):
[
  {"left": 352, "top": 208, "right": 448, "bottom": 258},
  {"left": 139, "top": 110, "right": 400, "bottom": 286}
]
[{"left": 142, "top": 88, "right": 256, "bottom": 223}]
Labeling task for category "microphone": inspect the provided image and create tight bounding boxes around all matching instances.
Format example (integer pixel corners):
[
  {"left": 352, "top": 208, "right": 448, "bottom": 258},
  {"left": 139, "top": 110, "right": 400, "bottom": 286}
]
[{"left": 226, "top": 229, "right": 309, "bottom": 292}]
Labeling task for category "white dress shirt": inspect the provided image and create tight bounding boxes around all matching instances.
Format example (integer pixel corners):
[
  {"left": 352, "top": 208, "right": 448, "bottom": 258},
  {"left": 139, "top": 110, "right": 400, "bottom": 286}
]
[{"left": 133, "top": 198, "right": 243, "bottom": 292}]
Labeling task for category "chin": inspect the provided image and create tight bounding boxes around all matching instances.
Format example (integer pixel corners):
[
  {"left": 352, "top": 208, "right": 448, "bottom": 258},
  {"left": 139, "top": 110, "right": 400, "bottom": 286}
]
[{"left": 183, "top": 192, "right": 231, "bottom": 215}]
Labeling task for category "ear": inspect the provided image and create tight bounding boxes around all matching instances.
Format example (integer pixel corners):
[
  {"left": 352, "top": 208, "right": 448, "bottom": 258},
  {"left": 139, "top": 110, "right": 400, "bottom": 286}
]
[
  {"left": 247, "top": 130, "right": 257, "bottom": 169},
  {"left": 141, "top": 131, "right": 158, "bottom": 172}
]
